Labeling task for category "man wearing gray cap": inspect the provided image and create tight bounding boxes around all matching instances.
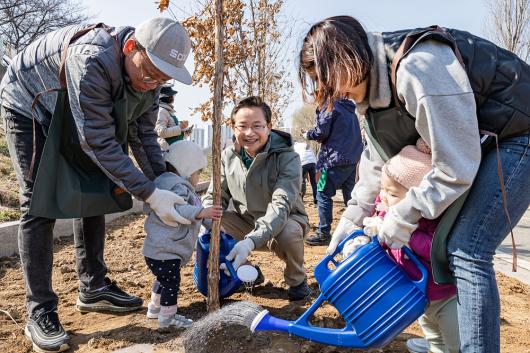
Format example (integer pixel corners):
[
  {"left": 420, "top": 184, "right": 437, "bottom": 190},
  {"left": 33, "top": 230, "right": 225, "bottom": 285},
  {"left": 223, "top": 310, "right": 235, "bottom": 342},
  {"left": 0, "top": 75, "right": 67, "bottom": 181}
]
[{"left": 0, "top": 17, "right": 192, "bottom": 352}]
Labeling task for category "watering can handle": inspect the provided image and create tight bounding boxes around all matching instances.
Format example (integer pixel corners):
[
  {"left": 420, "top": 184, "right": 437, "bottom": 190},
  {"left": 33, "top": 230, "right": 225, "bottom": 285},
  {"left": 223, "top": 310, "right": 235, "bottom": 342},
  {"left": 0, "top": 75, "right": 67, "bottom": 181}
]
[
  {"left": 314, "top": 230, "right": 367, "bottom": 278},
  {"left": 223, "top": 259, "right": 239, "bottom": 278},
  {"left": 401, "top": 246, "right": 429, "bottom": 295},
  {"left": 335, "top": 230, "right": 367, "bottom": 255}
]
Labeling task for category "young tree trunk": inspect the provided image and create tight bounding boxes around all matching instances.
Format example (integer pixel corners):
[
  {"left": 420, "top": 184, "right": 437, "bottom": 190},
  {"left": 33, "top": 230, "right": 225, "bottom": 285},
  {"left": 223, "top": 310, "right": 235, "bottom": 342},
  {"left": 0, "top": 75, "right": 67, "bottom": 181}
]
[{"left": 207, "top": 0, "right": 224, "bottom": 312}]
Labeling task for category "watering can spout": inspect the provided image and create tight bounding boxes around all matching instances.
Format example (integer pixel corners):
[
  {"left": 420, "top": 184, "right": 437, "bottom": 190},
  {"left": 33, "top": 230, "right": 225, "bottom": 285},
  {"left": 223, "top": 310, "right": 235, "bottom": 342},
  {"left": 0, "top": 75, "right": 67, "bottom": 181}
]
[
  {"left": 250, "top": 231, "right": 429, "bottom": 348},
  {"left": 251, "top": 310, "right": 291, "bottom": 333},
  {"left": 250, "top": 308, "right": 366, "bottom": 347}
]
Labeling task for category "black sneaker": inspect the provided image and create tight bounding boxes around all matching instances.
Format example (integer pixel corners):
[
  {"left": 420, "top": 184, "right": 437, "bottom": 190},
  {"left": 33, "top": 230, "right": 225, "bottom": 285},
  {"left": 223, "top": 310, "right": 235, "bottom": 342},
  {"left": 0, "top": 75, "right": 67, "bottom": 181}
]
[
  {"left": 305, "top": 232, "right": 330, "bottom": 246},
  {"left": 235, "top": 265, "right": 265, "bottom": 293},
  {"left": 25, "top": 311, "right": 70, "bottom": 353},
  {"left": 76, "top": 277, "right": 143, "bottom": 313},
  {"left": 288, "top": 280, "right": 313, "bottom": 301}
]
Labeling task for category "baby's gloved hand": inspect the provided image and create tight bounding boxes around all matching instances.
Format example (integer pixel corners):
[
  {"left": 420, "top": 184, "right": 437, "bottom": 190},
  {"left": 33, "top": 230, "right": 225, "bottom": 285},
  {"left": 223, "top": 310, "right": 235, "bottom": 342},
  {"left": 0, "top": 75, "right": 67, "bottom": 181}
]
[
  {"left": 363, "top": 216, "right": 383, "bottom": 237},
  {"left": 342, "top": 235, "right": 371, "bottom": 258}
]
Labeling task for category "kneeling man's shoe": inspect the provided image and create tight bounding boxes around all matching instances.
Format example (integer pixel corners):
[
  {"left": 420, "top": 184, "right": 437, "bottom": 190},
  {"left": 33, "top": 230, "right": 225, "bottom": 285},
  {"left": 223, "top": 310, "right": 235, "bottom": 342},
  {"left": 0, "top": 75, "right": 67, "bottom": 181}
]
[
  {"left": 288, "top": 280, "right": 313, "bottom": 301},
  {"left": 304, "top": 232, "right": 330, "bottom": 246}
]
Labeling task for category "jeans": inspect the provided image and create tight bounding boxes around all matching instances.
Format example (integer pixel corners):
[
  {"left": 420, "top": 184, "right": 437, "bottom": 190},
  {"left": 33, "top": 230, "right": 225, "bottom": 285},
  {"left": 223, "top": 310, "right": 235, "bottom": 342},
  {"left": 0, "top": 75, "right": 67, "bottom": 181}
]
[
  {"left": 301, "top": 162, "right": 317, "bottom": 202},
  {"left": 3, "top": 106, "right": 108, "bottom": 316},
  {"left": 447, "top": 132, "right": 530, "bottom": 353},
  {"left": 316, "top": 164, "right": 356, "bottom": 236}
]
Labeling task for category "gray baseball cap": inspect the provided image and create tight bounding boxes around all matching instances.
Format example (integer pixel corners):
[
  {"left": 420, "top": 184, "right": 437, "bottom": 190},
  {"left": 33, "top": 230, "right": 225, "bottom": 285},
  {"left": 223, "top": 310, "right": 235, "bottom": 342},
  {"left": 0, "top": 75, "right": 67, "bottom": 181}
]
[{"left": 135, "top": 17, "right": 192, "bottom": 85}]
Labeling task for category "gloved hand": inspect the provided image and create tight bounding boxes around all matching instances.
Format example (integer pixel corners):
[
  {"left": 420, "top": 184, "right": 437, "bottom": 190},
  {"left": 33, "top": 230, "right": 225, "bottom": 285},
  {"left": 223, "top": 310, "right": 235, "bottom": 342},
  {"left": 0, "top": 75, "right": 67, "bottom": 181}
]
[
  {"left": 342, "top": 235, "right": 371, "bottom": 258},
  {"left": 362, "top": 216, "right": 384, "bottom": 237},
  {"left": 224, "top": 238, "right": 255, "bottom": 271},
  {"left": 377, "top": 207, "right": 418, "bottom": 249},
  {"left": 146, "top": 188, "right": 191, "bottom": 226},
  {"left": 326, "top": 217, "right": 361, "bottom": 256}
]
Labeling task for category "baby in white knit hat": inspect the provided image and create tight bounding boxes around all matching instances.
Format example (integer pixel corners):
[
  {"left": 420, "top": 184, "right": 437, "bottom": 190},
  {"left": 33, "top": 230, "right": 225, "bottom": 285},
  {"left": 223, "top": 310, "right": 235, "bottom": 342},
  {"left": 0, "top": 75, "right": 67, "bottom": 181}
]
[{"left": 142, "top": 140, "right": 222, "bottom": 330}]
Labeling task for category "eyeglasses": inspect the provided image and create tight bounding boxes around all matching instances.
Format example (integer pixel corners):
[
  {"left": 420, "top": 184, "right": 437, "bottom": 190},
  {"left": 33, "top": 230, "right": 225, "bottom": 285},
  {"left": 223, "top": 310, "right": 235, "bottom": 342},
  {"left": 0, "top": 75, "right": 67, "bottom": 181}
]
[
  {"left": 234, "top": 124, "right": 268, "bottom": 133},
  {"left": 138, "top": 51, "right": 170, "bottom": 86}
]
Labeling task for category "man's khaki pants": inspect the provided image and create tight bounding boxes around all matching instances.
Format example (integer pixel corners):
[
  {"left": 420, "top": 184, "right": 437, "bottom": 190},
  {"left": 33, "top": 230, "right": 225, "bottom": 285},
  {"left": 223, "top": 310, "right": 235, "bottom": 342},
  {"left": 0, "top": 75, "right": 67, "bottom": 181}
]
[{"left": 221, "top": 211, "right": 306, "bottom": 287}]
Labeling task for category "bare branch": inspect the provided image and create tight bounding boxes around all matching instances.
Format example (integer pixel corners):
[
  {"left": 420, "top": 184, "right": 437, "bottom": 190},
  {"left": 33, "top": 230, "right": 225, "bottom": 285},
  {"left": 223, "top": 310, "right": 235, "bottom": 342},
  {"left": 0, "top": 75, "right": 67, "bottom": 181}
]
[
  {"left": 483, "top": 0, "right": 530, "bottom": 61},
  {"left": 0, "top": 0, "right": 91, "bottom": 52}
]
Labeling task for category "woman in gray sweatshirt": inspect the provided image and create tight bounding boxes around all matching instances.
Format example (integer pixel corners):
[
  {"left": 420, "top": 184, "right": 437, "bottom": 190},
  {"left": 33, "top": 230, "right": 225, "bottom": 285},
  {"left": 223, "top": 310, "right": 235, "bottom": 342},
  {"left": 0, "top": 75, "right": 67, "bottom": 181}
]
[{"left": 298, "top": 16, "right": 530, "bottom": 353}]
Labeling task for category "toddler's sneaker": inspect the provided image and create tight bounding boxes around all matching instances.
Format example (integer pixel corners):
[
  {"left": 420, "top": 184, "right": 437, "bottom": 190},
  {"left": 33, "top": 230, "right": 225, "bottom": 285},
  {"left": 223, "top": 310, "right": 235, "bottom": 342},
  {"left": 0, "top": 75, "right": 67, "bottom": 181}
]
[
  {"left": 158, "top": 313, "right": 193, "bottom": 329},
  {"left": 406, "top": 337, "right": 429, "bottom": 353},
  {"left": 146, "top": 302, "right": 160, "bottom": 319}
]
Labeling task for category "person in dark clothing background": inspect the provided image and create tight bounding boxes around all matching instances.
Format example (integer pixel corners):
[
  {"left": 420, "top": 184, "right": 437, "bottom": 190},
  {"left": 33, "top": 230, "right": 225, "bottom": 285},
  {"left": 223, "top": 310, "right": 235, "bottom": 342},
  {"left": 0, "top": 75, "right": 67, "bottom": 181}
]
[{"left": 302, "top": 98, "right": 363, "bottom": 245}]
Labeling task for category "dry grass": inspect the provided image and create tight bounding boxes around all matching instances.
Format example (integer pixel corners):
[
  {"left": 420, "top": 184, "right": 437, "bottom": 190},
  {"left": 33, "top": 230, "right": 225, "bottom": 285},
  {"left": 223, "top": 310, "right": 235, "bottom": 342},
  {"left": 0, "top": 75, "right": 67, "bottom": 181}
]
[{"left": 0, "top": 130, "right": 19, "bottom": 222}]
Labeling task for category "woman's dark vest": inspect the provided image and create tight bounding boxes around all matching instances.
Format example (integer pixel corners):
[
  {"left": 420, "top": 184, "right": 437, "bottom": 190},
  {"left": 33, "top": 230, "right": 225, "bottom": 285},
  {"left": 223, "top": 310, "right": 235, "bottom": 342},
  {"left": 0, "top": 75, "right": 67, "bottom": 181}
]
[
  {"left": 364, "top": 26, "right": 530, "bottom": 284},
  {"left": 366, "top": 25, "right": 530, "bottom": 160}
]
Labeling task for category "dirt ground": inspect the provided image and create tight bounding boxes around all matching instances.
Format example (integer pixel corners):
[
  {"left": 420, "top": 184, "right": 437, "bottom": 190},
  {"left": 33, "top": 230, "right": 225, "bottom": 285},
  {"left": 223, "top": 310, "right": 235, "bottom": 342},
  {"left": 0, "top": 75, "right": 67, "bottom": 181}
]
[{"left": 1, "top": 195, "right": 529, "bottom": 353}]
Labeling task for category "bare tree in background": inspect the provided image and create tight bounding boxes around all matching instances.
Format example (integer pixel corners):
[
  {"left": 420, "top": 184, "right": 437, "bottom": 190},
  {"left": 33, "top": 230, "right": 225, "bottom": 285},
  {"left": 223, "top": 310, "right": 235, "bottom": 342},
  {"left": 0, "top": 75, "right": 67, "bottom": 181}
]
[
  {"left": 180, "top": 0, "right": 294, "bottom": 126},
  {"left": 0, "top": 0, "right": 90, "bottom": 52},
  {"left": 483, "top": 0, "right": 530, "bottom": 61},
  {"left": 291, "top": 103, "right": 319, "bottom": 153}
]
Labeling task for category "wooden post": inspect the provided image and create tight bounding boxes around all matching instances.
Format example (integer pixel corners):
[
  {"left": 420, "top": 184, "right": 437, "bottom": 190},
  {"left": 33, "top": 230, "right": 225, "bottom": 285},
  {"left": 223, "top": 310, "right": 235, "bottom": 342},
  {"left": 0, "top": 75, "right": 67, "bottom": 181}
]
[{"left": 207, "top": 0, "right": 224, "bottom": 312}]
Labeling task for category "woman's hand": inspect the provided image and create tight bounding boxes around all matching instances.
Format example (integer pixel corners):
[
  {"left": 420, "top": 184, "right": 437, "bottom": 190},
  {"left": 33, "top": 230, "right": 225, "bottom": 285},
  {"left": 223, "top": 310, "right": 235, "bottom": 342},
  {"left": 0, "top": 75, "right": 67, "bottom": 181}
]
[
  {"left": 179, "top": 120, "right": 189, "bottom": 129},
  {"left": 342, "top": 235, "right": 371, "bottom": 258},
  {"left": 326, "top": 217, "right": 361, "bottom": 255}
]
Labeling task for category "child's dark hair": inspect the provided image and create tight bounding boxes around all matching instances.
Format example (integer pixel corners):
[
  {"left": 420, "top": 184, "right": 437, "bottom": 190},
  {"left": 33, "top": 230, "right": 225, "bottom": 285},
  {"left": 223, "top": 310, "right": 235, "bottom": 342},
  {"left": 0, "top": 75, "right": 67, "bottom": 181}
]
[
  {"left": 298, "top": 16, "right": 373, "bottom": 110},
  {"left": 230, "top": 96, "right": 272, "bottom": 124}
]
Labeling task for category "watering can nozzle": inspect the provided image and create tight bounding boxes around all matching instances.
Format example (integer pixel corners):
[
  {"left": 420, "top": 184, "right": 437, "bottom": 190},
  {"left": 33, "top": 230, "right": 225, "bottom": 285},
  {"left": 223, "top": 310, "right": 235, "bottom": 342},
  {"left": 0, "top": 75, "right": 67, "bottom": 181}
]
[{"left": 251, "top": 309, "right": 291, "bottom": 333}]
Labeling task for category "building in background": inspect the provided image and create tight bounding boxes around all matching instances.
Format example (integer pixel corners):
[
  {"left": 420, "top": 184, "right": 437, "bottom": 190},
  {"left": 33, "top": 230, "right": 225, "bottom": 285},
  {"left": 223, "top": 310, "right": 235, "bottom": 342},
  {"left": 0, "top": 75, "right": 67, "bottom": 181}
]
[
  {"left": 190, "top": 124, "right": 234, "bottom": 153},
  {"left": 189, "top": 124, "right": 296, "bottom": 154}
]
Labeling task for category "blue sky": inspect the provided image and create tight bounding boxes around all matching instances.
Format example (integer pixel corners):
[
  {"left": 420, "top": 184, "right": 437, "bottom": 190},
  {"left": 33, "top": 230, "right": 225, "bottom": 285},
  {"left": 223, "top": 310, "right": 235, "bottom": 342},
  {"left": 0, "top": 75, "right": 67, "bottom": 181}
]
[{"left": 85, "top": 0, "right": 489, "bottom": 126}]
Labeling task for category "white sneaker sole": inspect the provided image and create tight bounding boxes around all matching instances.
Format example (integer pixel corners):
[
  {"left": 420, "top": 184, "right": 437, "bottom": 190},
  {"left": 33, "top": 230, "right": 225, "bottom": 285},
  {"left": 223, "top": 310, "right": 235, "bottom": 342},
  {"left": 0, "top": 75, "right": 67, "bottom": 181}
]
[
  {"left": 76, "top": 298, "right": 142, "bottom": 313},
  {"left": 146, "top": 312, "right": 159, "bottom": 319},
  {"left": 24, "top": 326, "right": 69, "bottom": 353}
]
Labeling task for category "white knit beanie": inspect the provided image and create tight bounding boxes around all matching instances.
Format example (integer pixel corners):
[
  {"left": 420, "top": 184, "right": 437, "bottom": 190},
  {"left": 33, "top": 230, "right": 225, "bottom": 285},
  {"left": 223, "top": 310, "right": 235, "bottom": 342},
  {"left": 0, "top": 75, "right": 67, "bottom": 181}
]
[{"left": 165, "top": 140, "right": 208, "bottom": 178}]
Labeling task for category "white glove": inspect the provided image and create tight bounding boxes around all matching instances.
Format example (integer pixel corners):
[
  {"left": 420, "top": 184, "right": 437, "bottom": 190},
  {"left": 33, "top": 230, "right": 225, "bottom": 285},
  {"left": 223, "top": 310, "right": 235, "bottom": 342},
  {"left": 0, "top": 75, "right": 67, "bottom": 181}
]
[
  {"left": 362, "top": 216, "right": 384, "bottom": 237},
  {"left": 342, "top": 235, "right": 371, "bottom": 258},
  {"left": 377, "top": 207, "right": 418, "bottom": 249},
  {"left": 146, "top": 188, "right": 191, "bottom": 226},
  {"left": 326, "top": 217, "right": 361, "bottom": 255},
  {"left": 225, "top": 238, "right": 255, "bottom": 270}
]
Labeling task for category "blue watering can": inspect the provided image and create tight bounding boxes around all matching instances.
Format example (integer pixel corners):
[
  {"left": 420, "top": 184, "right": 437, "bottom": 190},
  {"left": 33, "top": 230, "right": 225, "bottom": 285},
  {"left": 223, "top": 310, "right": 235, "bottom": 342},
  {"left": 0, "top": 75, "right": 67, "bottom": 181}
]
[
  {"left": 194, "top": 231, "right": 241, "bottom": 299},
  {"left": 251, "top": 230, "right": 428, "bottom": 348}
]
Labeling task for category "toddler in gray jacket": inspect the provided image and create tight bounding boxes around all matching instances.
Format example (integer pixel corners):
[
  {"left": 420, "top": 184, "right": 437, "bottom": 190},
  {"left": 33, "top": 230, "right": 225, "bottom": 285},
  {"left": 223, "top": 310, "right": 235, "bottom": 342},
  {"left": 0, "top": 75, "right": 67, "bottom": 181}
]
[{"left": 143, "top": 141, "right": 222, "bottom": 329}]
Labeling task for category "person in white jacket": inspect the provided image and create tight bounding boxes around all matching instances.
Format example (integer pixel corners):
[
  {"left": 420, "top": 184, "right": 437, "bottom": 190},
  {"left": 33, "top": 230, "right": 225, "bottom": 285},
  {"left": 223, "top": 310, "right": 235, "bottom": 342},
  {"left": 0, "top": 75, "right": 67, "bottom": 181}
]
[
  {"left": 293, "top": 141, "right": 318, "bottom": 204},
  {"left": 155, "top": 85, "right": 191, "bottom": 151}
]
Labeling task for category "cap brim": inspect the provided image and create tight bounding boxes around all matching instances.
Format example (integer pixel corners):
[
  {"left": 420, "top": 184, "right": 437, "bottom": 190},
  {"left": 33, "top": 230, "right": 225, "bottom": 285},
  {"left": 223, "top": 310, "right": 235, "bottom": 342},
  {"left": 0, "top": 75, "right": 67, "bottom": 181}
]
[{"left": 146, "top": 50, "right": 192, "bottom": 85}]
